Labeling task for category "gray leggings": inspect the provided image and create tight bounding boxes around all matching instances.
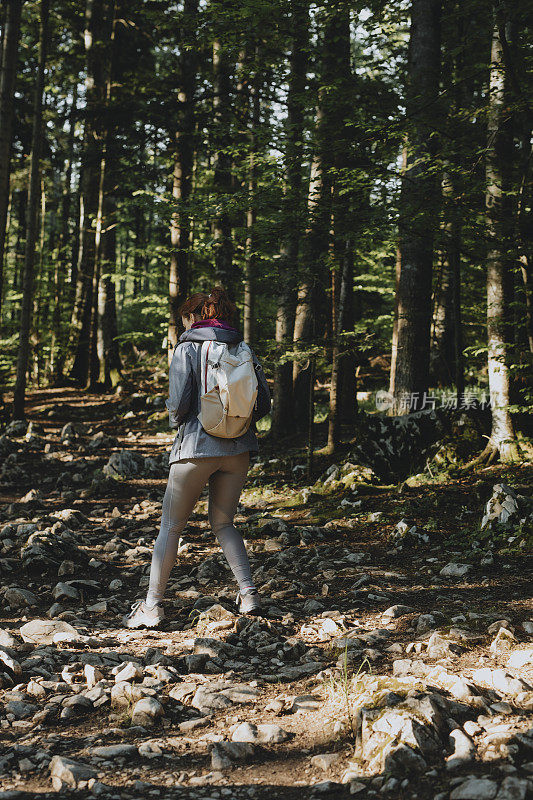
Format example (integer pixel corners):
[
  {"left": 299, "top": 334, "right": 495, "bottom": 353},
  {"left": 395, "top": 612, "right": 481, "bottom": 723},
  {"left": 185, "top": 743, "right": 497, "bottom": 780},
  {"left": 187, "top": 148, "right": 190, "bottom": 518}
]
[{"left": 146, "top": 451, "right": 254, "bottom": 606}]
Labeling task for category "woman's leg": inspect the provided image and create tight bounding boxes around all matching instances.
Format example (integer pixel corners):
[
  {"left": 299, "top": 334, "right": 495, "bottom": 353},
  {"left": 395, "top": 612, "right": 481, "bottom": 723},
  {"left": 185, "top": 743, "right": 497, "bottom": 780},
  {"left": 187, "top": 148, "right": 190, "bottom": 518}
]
[
  {"left": 208, "top": 451, "right": 255, "bottom": 591},
  {"left": 146, "top": 458, "right": 215, "bottom": 607}
]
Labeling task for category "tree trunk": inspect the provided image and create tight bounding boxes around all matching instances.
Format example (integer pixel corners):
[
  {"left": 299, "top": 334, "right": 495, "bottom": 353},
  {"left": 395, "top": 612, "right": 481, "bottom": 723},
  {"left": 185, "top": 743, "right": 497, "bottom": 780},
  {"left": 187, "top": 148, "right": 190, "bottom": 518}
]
[
  {"left": 392, "top": 0, "right": 441, "bottom": 413},
  {"left": 168, "top": 0, "right": 198, "bottom": 359},
  {"left": 96, "top": 189, "right": 122, "bottom": 386},
  {"left": 270, "top": 0, "right": 308, "bottom": 440},
  {"left": 483, "top": 8, "right": 519, "bottom": 462},
  {"left": 0, "top": 0, "right": 24, "bottom": 317},
  {"left": 12, "top": 0, "right": 49, "bottom": 419},
  {"left": 243, "top": 48, "right": 260, "bottom": 346},
  {"left": 69, "top": 0, "right": 112, "bottom": 385},
  {"left": 211, "top": 39, "right": 234, "bottom": 296}
]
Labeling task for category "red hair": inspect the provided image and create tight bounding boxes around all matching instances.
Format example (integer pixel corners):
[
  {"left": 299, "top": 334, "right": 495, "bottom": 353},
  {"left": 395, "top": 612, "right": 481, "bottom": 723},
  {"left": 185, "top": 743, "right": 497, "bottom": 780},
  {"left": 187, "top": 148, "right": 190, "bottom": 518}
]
[{"left": 178, "top": 292, "right": 208, "bottom": 318}]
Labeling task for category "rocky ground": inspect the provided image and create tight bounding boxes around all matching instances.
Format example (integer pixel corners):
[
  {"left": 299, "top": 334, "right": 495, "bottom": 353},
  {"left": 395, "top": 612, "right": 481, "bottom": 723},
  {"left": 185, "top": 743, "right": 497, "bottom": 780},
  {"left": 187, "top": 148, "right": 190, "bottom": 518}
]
[{"left": 0, "top": 386, "right": 532, "bottom": 799}]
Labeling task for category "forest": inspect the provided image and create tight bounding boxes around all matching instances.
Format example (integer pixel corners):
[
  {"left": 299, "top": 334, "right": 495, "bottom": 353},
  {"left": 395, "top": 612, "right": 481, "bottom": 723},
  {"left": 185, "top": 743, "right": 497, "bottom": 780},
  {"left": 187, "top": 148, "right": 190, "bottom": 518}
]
[{"left": 0, "top": 0, "right": 532, "bottom": 798}]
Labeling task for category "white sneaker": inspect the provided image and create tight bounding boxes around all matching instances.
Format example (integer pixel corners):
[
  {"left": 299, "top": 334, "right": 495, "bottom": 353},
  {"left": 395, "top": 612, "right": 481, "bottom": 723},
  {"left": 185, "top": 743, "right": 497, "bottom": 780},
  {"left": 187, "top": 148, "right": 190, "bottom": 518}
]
[
  {"left": 122, "top": 600, "right": 165, "bottom": 629},
  {"left": 236, "top": 588, "right": 262, "bottom": 615}
]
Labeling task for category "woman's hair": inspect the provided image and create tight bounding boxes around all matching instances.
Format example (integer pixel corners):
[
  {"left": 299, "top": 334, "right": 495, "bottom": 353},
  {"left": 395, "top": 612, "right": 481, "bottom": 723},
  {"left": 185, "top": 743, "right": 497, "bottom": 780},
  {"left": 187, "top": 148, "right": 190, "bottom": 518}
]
[
  {"left": 179, "top": 286, "right": 236, "bottom": 324},
  {"left": 201, "top": 286, "right": 236, "bottom": 323},
  {"left": 178, "top": 292, "right": 208, "bottom": 319}
]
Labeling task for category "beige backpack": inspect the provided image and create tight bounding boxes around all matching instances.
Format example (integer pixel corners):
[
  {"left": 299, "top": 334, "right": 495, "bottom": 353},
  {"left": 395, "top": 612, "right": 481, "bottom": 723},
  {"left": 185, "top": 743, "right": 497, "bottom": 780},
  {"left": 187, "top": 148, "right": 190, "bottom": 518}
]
[{"left": 197, "top": 340, "right": 258, "bottom": 438}]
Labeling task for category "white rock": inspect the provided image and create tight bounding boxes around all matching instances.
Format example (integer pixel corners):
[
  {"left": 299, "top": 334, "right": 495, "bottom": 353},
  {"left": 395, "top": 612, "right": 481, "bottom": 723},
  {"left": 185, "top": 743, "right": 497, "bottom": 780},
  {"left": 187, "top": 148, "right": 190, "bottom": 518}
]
[
  {"left": 0, "top": 647, "right": 21, "bottom": 676},
  {"left": 507, "top": 648, "right": 533, "bottom": 669},
  {"left": 446, "top": 729, "right": 475, "bottom": 770},
  {"left": 115, "top": 661, "right": 143, "bottom": 683},
  {"left": 472, "top": 668, "right": 531, "bottom": 697},
  {"left": 84, "top": 664, "right": 104, "bottom": 688},
  {"left": 19, "top": 619, "right": 79, "bottom": 645},
  {"left": 311, "top": 753, "right": 340, "bottom": 771},
  {"left": 0, "top": 628, "right": 16, "bottom": 647},
  {"left": 131, "top": 696, "right": 163, "bottom": 726},
  {"left": 440, "top": 562, "right": 471, "bottom": 578},
  {"left": 231, "top": 722, "right": 291, "bottom": 744},
  {"left": 89, "top": 745, "right": 137, "bottom": 759},
  {"left": 49, "top": 755, "right": 96, "bottom": 790},
  {"left": 490, "top": 627, "right": 517, "bottom": 653}
]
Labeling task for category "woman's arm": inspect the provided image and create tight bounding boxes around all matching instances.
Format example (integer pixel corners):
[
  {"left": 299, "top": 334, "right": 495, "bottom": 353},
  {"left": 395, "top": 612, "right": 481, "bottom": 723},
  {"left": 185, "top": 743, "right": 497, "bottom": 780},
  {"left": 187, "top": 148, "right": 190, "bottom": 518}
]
[{"left": 166, "top": 343, "right": 194, "bottom": 429}]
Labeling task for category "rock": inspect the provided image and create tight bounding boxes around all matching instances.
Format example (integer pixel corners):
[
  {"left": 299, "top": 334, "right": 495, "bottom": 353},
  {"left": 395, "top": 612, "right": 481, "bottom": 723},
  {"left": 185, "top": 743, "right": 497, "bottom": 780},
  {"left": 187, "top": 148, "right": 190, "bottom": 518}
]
[
  {"left": 440, "top": 562, "right": 471, "bottom": 578},
  {"left": 0, "top": 648, "right": 22, "bottom": 675},
  {"left": 6, "top": 700, "right": 37, "bottom": 718},
  {"left": 472, "top": 668, "right": 530, "bottom": 696},
  {"left": 191, "top": 686, "right": 235, "bottom": 713},
  {"left": 446, "top": 729, "right": 476, "bottom": 770},
  {"left": 507, "top": 648, "right": 533, "bottom": 669},
  {"left": 84, "top": 664, "right": 104, "bottom": 688},
  {"left": 6, "top": 420, "right": 29, "bottom": 437},
  {"left": 89, "top": 745, "right": 138, "bottom": 759},
  {"left": 495, "top": 777, "right": 528, "bottom": 800},
  {"left": 0, "top": 629, "right": 16, "bottom": 647},
  {"left": 231, "top": 722, "right": 291, "bottom": 744},
  {"left": 103, "top": 449, "right": 145, "bottom": 478},
  {"left": 115, "top": 661, "right": 143, "bottom": 683},
  {"left": 131, "top": 697, "right": 163, "bottom": 726},
  {"left": 481, "top": 484, "right": 522, "bottom": 529},
  {"left": 52, "top": 581, "right": 80, "bottom": 601},
  {"left": 450, "top": 778, "right": 498, "bottom": 800},
  {"left": 490, "top": 627, "right": 517, "bottom": 653},
  {"left": 211, "top": 741, "right": 255, "bottom": 770},
  {"left": 19, "top": 619, "right": 79, "bottom": 645},
  {"left": 264, "top": 538, "right": 283, "bottom": 552},
  {"left": 49, "top": 755, "right": 96, "bottom": 790},
  {"left": 4, "top": 587, "right": 38, "bottom": 608},
  {"left": 290, "top": 694, "right": 321, "bottom": 712},
  {"left": 311, "top": 753, "right": 340, "bottom": 771},
  {"left": 382, "top": 605, "right": 414, "bottom": 620},
  {"left": 111, "top": 681, "right": 144, "bottom": 709}
]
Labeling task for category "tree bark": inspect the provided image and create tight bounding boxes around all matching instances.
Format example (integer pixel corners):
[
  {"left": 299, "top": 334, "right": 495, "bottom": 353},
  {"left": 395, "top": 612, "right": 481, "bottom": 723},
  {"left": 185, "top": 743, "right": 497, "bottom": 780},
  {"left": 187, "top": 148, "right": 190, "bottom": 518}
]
[
  {"left": 12, "top": 0, "right": 49, "bottom": 420},
  {"left": 270, "top": 0, "right": 308, "bottom": 440},
  {"left": 0, "top": 0, "right": 24, "bottom": 317},
  {"left": 243, "top": 46, "right": 260, "bottom": 346},
  {"left": 392, "top": 0, "right": 441, "bottom": 413},
  {"left": 211, "top": 39, "right": 234, "bottom": 297},
  {"left": 483, "top": 8, "right": 519, "bottom": 462},
  {"left": 69, "top": 0, "right": 112, "bottom": 384},
  {"left": 168, "top": 0, "right": 198, "bottom": 359}
]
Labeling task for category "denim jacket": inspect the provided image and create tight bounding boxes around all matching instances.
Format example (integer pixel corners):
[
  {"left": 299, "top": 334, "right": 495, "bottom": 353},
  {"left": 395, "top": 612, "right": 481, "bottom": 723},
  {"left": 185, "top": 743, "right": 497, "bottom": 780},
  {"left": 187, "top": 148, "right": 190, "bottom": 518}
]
[{"left": 166, "top": 326, "right": 271, "bottom": 464}]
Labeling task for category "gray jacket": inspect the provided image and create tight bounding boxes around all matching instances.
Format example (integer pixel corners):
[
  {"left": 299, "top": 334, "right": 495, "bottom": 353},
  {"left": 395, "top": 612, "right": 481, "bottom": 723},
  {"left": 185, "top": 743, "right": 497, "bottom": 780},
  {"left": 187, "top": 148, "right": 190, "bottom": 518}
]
[{"left": 166, "top": 325, "right": 271, "bottom": 464}]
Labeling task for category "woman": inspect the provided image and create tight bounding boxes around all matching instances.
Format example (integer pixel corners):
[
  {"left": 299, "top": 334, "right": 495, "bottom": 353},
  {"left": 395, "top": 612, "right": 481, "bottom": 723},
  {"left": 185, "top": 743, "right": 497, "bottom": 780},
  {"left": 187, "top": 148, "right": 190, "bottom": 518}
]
[{"left": 123, "top": 287, "right": 271, "bottom": 628}]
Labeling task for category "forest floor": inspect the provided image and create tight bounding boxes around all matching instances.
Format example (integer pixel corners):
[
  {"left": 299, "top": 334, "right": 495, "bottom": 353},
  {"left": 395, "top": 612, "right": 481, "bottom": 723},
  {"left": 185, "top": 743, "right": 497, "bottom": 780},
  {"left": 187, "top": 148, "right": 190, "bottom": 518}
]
[{"left": 0, "top": 385, "right": 532, "bottom": 799}]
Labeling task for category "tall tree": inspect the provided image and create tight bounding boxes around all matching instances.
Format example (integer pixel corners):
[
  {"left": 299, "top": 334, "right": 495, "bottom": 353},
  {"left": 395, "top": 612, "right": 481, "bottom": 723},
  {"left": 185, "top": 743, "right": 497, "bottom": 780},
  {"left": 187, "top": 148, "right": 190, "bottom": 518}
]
[
  {"left": 270, "top": 0, "right": 308, "bottom": 439},
  {"left": 69, "top": 0, "right": 114, "bottom": 384},
  {"left": 481, "top": 6, "right": 519, "bottom": 462},
  {"left": 211, "top": 38, "right": 234, "bottom": 295},
  {"left": 12, "top": 0, "right": 49, "bottom": 419},
  {"left": 0, "top": 0, "right": 24, "bottom": 319},
  {"left": 391, "top": 0, "right": 441, "bottom": 413},
  {"left": 168, "top": 0, "right": 198, "bottom": 359}
]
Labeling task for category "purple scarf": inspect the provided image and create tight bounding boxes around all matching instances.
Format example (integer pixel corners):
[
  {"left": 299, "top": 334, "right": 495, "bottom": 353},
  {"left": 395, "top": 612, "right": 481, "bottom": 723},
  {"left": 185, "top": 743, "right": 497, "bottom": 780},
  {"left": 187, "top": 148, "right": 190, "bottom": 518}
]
[{"left": 191, "top": 319, "right": 236, "bottom": 331}]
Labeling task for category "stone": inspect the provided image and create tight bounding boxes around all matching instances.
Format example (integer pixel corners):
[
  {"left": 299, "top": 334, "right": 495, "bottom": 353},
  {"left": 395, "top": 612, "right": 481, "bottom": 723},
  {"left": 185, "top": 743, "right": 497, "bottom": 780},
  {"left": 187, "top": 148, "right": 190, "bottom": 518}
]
[
  {"left": 264, "top": 538, "right": 283, "bottom": 552},
  {"left": 490, "top": 627, "right": 517, "bottom": 653},
  {"left": 137, "top": 742, "right": 162, "bottom": 758},
  {"left": 115, "top": 661, "right": 143, "bottom": 683},
  {"left": 6, "top": 700, "right": 37, "bottom": 719},
  {"left": 311, "top": 753, "right": 340, "bottom": 771},
  {"left": 472, "top": 668, "right": 530, "bottom": 696},
  {"left": 450, "top": 778, "right": 498, "bottom": 800},
  {"left": 211, "top": 741, "right": 255, "bottom": 770},
  {"left": 481, "top": 484, "right": 522, "bottom": 529},
  {"left": 19, "top": 619, "right": 79, "bottom": 645},
  {"left": 440, "top": 562, "right": 471, "bottom": 579},
  {"left": 4, "top": 587, "right": 38, "bottom": 608},
  {"left": 290, "top": 694, "right": 321, "bottom": 712},
  {"left": 84, "top": 664, "right": 104, "bottom": 688},
  {"left": 49, "top": 755, "right": 96, "bottom": 790},
  {"left": 131, "top": 697, "right": 163, "bottom": 726},
  {"left": 52, "top": 581, "right": 80, "bottom": 601},
  {"left": 507, "top": 648, "right": 533, "bottom": 669},
  {"left": 0, "top": 629, "right": 16, "bottom": 647},
  {"left": 89, "top": 745, "right": 137, "bottom": 759},
  {"left": 0, "top": 647, "right": 21, "bottom": 676},
  {"left": 231, "top": 722, "right": 291, "bottom": 744},
  {"left": 191, "top": 686, "right": 234, "bottom": 713},
  {"left": 446, "top": 729, "right": 476, "bottom": 770},
  {"left": 382, "top": 605, "right": 414, "bottom": 619},
  {"left": 111, "top": 681, "right": 144, "bottom": 709},
  {"left": 495, "top": 777, "right": 528, "bottom": 800}
]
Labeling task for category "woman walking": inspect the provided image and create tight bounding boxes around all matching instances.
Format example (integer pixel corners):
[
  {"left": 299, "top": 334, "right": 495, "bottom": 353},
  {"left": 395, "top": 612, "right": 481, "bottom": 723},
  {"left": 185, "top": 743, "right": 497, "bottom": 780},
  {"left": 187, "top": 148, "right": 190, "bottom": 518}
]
[{"left": 123, "top": 287, "right": 271, "bottom": 628}]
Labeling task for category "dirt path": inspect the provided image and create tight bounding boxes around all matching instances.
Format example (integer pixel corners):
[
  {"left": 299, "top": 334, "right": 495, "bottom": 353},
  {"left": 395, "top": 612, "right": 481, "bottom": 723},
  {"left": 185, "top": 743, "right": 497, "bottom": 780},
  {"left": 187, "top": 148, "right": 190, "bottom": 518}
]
[{"left": 0, "top": 388, "right": 532, "bottom": 799}]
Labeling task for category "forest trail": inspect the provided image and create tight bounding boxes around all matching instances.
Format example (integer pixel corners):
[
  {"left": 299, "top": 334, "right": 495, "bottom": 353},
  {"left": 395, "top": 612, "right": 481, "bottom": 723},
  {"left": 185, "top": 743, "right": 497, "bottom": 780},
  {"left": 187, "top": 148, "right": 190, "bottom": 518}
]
[{"left": 0, "top": 388, "right": 532, "bottom": 798}]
